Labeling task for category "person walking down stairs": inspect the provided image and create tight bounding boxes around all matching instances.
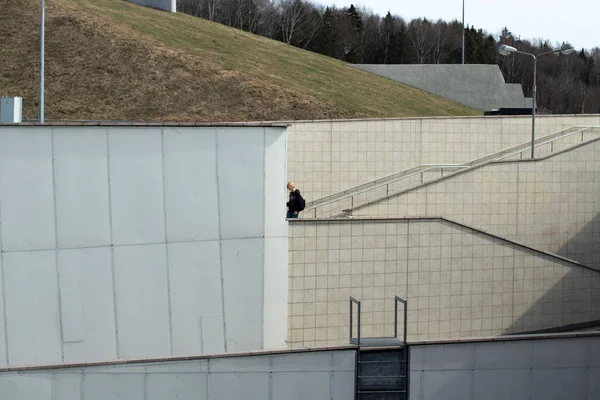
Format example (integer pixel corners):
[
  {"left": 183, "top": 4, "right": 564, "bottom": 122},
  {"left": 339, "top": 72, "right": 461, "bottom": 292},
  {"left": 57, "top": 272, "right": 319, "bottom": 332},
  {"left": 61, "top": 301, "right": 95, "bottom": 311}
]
[{"left": 286, "top": 181, "right": 305, "bottom": 219}]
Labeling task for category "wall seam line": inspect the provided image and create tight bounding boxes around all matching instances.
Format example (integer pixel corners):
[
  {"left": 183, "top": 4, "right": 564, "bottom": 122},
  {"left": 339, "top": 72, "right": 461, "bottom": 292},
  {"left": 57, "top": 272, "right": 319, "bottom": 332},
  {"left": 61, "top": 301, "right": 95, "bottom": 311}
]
[
  {"left": 261, "top": 128, "right": 266, "bottom": 350},
  {"left": 51, "top": 126, "right": 66, "bottom": 362},
  {"left": 214, "top": 129, "right": 228, "bottom": 352},
  {"left": 160, "top": 127, "right": 174, "bottom": 356},
  {"left": 106, "top": 127, "right": 120, "bottom": 358}
]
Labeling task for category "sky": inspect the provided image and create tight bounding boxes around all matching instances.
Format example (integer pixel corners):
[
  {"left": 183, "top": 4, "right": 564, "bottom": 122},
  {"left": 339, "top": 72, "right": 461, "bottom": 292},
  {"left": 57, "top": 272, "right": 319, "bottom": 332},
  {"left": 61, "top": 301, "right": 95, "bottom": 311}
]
[{"left": 313, "top": 0, "right": 599, "bottom": 50}]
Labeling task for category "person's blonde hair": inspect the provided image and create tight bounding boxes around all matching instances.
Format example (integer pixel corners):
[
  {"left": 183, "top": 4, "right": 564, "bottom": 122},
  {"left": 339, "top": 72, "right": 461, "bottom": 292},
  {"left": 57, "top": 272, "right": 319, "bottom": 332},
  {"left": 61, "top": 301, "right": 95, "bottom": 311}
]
[{"left": 287, "top": 181, "right": 295, "bottom": 190}]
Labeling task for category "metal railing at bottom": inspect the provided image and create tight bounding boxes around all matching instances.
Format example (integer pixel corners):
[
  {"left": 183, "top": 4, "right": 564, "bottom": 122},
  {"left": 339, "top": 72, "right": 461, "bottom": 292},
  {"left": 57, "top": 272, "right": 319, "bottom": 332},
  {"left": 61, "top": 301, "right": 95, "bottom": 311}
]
[{"left": 350, "top": 295, "right": 409, "bottom": 346}]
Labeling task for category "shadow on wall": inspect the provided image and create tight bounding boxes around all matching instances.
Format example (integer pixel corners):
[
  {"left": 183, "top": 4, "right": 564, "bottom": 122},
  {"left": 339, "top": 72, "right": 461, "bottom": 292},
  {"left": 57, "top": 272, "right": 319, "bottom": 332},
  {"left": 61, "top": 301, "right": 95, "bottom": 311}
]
[
  {"left": 507, "top": 259, "right": 600, "bottom": 335},
  {"left": 556, "top": 213, "right": 600, "bottom": 271}
]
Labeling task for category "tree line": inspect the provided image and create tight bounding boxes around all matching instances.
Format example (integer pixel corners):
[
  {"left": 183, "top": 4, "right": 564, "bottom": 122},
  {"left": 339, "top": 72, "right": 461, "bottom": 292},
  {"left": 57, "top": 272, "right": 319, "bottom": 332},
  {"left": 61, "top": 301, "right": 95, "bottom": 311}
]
[{"left": 176, "top": 0, "right": 600, "bottom": 114}]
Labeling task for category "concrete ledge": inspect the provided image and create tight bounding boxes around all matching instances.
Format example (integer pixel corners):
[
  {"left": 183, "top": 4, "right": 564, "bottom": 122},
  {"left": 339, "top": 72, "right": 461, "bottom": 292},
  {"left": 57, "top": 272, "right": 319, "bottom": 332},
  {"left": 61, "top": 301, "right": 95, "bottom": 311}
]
[
  {"left": 0, "top": 121, "right": 290, "bottom": 127},
  {"left": 409, "top": 330, "right": 600, "bottom": 346},
  {"left": 0, "top": 345, "right": 357, "bottom": 373}
]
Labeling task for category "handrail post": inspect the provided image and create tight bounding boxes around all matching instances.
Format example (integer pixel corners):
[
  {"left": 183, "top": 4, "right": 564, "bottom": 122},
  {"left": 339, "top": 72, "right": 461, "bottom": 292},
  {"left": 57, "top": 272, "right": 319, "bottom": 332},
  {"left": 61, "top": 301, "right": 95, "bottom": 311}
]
[
  {"left": 349, "top": 297, "right": 361, "bottom": 346},
  {"left": 349, "top": 299, "right": 353, "bottom": 343},
  {"left": 403, "top": 300, "right": 408, "bottom": 344},
  {"left": 357, "top": 301, "right": 361, "bottom": 346},
  {"left": 394, "top": 298, "right": 398, "bottom": 338},
  {"left": 394, "top": 296, "right": 408, "bottom": 344}
]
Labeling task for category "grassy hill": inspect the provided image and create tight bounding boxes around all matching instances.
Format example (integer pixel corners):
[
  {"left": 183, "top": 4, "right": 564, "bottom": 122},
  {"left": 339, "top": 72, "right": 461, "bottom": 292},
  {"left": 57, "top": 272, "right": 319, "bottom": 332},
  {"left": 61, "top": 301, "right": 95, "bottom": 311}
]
[{"left": 0, "top": 0, "right": 479, "bottom": 121}]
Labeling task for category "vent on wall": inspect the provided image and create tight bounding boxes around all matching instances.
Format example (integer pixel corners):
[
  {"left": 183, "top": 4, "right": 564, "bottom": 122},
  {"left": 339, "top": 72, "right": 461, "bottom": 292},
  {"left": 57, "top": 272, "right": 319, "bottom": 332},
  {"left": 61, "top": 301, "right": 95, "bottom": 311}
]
[{"left": 1, "top": 97, "right": 23, "bottom": 123}]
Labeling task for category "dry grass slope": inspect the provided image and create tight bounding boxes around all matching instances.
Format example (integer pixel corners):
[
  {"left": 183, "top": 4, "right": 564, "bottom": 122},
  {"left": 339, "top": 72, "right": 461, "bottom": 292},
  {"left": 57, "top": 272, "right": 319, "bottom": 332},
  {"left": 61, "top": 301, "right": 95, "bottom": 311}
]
[{"left": 0, "top": 0, "right": 479, "bottom": 121}]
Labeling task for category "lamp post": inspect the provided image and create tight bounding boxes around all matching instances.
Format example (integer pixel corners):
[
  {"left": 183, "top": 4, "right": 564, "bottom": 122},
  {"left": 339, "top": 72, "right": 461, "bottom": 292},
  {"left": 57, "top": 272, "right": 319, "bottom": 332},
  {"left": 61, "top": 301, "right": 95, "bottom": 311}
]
[
  {"left": 498, "top": 43, "right": 574, "bottom": 158},
  {"left": 39, "top": 0, "right": 45, "bottom": 123},
  {"left": 461, "top": 0, "right": 465, "bottom": 64}
]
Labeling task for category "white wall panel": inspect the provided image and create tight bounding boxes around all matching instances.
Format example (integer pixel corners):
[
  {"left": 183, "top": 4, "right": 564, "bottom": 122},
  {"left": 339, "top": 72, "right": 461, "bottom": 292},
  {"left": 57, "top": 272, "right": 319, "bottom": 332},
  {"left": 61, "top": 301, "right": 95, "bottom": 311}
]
[
  {"left": 532, "top": 368, "right": 588, "bottom": 399},
  {"left": 163, "top": 128, "right": 220, "bottom": 242},
  {"left": 272, "top": 372, "right": 330, "bottom": 400},
  {"left": 0, "top": 129, "right": 55, "bottom": 251},
  {"left": 217, "top": 128, "right": 265, "bottom": 240},
  {"left": 58, "top": 248, "right": 117, "bottom": 363},
  {"left": 264, "top": 127, "right": 288, "bottom": 238},
  {"left": 113, "top": 245, "right": 170, "bottom": 358},
  {"left": 0, "top": 256, "right": 6, "bottom": 367},
  {"left": 0, "top": 374, "right": 52, "bottom": 400},
  {"left": 109, "top": 129, "right": 165, "bottom": 245},
  {"left": 167, "top": 241, "right": 224, "bottom": 355},
  {"left": 263, "top": 238, "right": 288, "bottom": 349},
  {"left": 590, "top": 368, "right": 600, "bottom": 399},
  {"left": 3, "top": 251, "right": 61, "bottom": 365},
  {"left": 53, "top": 373, "right": 81, "bottom": 400},
  {"left": 210, "top": 373, "right": 269, "bottom": 398},
  {"left": 84, "top": 374, "right": 144, "bottom": 400},
  {"left": 473, "top": 370, "right": 530, "bottom": 400},
  {"left": 54, "top": 129, "right": 111, "bottom": 248},
  {"left": 221, "top": 238, "right": 263, "bottom": 351},
  {"left": 147, "top": 374, "right": 207, "bottom": 400},
  {"left": 59, "top": 289, "right": 83, "bottom": 343}
]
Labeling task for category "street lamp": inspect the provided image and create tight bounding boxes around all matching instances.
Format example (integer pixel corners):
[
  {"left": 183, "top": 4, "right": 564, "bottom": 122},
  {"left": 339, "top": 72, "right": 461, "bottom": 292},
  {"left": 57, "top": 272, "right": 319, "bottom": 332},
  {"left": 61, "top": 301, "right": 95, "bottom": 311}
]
[
  {"left": 498, "top": 43, "right": 574, "bottom": 158},
  {"left": 39, "top": 0, "right": 45, "bottom": 123},
  {"left": 461, "top": 0, "right": 465, "bottom": 64}
]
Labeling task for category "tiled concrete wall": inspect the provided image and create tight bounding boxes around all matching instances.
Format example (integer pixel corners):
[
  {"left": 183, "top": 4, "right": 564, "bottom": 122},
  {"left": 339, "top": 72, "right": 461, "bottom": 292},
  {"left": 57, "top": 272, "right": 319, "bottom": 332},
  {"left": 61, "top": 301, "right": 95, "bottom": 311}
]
[
  {"left": 352, "top": 138, "right": 600, "bottom": 269},
  {"left": 288, "top": 115, "right": 600, "bottom": 204},
  {"left": 287, "top": 218, "right": 600, "bottom": 348}
]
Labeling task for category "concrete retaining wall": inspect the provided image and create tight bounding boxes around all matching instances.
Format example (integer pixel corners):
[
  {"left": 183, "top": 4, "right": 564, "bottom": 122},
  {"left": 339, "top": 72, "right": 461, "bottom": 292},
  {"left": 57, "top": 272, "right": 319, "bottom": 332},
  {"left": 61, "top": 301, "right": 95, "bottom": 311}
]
[
  {"left": 126, "top": 0, "right": 175, "bottom": 12},
  {"left": 410, "top": 334, "right": 600, "bottom": 400},
  {"left": 353, "top": 64, "right": 528, "bottom": 111},
  {"left": 0, "top": 349, "right": 355, "bottom": 400},
  {"left": 287, "top": 218, "right": 600, "bottom": 347}
]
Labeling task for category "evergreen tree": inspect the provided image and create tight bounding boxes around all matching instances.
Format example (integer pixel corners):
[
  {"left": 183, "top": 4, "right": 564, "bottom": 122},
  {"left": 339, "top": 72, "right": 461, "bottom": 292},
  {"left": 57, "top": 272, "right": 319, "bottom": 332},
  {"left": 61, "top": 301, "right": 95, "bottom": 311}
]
[
  {"left": 342, "top": 4, "right": 364, "bottom": 63},
  {"left": 311, "top": 6, "right": 335, "bottom": 56}
]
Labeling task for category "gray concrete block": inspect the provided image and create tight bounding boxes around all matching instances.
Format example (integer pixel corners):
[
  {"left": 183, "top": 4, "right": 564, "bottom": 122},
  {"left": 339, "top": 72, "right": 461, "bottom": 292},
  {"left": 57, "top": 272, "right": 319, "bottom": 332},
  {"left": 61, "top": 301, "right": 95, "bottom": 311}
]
[{"left": 353, "top": 64, "right": 529, "bottom": 111}]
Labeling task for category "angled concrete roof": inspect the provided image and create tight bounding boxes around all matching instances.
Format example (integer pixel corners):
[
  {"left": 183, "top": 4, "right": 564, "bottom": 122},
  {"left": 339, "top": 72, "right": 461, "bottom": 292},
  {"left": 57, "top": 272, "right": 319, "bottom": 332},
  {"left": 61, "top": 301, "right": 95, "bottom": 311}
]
[{"left": 353, "top": 64, "right": 530, "bottom": 111}]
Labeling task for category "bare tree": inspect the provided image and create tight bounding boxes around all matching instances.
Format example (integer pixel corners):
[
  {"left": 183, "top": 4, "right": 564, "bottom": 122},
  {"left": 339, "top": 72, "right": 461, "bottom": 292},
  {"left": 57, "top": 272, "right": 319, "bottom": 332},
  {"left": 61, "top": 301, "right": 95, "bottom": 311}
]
[
  {"left": 280, "top": 0, "right": 306, "bottom": 45},
  {"left": 407, "top": 18, "right": 434, "bottom": 63},
  {"left": 431, "top": 21, "right": 460, "bottom": 64}
]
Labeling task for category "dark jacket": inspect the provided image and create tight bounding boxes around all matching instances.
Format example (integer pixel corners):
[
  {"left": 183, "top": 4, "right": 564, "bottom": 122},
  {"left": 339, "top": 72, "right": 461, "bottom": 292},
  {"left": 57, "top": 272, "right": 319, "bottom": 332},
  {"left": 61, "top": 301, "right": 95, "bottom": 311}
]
[{"left": 287, "top": 189, "right": 303, "bottom": 213}]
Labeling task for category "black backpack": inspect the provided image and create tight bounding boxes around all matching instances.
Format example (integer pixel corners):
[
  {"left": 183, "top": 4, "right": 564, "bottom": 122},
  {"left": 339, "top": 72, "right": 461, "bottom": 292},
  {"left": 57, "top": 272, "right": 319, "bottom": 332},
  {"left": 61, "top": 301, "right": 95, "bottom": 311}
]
[{"left": 297, "top": 193, "right": 306, "bottom": 211}]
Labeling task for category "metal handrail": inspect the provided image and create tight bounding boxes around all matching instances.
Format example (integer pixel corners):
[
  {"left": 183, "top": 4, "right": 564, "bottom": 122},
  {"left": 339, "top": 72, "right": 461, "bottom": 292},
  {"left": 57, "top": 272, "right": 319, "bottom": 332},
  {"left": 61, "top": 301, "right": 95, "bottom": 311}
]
[
  {"left": 461, "top": 125, "right": 587, "bottom": 167},
  {"left": 497, "top": 126, "right": 599, "bottom": 161},
  {"left": 349, "top": 297, "right": 361, "bottom": 346},
  {"left": 306, "top": 164, "right": 465, "bottom": 211},
  {"left": 341, "top": 126, "right": 600, "bottom": 214},
  {"left": 306, "top": 125, "right": 599, "bottom": 216},
  {"left": 394, "top": 296, "right": 408, "bottom": 344},
  {"left": 307, "top": 165, "right": 467, "bottom": 216}
]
